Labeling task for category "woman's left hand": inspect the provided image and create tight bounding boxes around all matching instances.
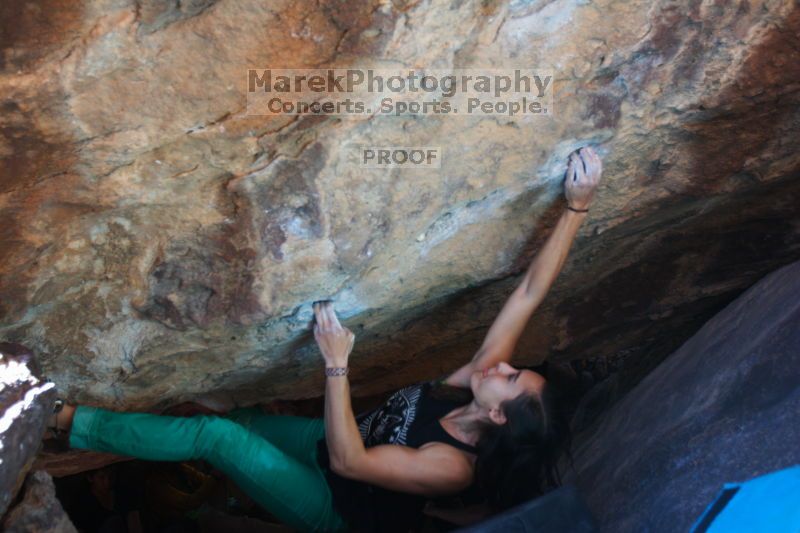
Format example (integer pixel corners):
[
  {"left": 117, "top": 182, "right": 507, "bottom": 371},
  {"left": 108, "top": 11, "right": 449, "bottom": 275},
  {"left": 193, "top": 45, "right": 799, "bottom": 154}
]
[{"left": 313, "top": 301, "right": 354, "bottom": 368}]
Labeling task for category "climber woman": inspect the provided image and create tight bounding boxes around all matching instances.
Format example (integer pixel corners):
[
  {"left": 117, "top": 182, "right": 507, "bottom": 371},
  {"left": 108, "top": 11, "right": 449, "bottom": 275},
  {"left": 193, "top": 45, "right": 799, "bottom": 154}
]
[{"left": 48, "top": 146, "right": 602, "bottom": 532}]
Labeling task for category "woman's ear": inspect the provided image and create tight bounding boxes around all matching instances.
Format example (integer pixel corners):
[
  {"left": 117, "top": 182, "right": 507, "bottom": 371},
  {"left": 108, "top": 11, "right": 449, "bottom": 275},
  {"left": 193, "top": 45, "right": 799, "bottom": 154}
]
[{"left": 488, "top": 407, "right": 507, "bottom": 425}]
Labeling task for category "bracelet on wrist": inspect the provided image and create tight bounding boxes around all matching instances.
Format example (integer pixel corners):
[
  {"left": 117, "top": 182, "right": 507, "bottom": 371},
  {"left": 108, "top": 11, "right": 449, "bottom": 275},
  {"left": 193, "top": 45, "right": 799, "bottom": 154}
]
[
  {"left": 325, "top": 366, "right": 348, "bottom": 377},
  {"left": 567, "top": 205, "right": 589, "bottom": 213}
]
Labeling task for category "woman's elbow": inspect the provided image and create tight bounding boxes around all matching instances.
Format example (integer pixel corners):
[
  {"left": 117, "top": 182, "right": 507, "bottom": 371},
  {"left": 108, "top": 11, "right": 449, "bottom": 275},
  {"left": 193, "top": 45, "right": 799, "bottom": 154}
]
[
  {"left": 330, "top": 454, "right": 348, "bottom": 476},
  {"left": 330, "top": 453, "right": 361, "bottom": 478}
]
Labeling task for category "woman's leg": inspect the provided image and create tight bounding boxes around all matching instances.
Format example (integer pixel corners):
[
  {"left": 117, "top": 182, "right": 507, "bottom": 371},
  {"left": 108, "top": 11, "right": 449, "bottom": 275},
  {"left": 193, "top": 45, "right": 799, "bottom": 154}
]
[
  {"left": 69, "top": 406, "right": 347, "bottom": 532},
  {"left": 224, "top": 408, "right": 324, "bottom": 468}
]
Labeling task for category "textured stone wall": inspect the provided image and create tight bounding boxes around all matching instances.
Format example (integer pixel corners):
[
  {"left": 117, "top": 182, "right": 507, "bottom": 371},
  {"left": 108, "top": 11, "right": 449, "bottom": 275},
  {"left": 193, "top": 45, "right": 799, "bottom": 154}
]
[
  {"left": 565, "top": 259, "right": 800, "bottom": 532},
  {"left": 1, "top": 0, "right": 799, "bottom": 409}
]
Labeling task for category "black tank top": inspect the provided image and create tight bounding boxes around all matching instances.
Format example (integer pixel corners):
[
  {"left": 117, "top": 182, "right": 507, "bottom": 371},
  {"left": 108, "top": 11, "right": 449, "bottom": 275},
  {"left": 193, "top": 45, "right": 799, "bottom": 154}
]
[{"left": 315, "top": 378, "right": 479, "bottom": 532}]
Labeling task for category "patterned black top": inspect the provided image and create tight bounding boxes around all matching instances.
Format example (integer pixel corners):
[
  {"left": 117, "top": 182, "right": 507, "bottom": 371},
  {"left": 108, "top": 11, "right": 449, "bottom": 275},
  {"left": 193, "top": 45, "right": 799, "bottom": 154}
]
[{"left": 316, "top": 378, "right": 479, "bottom": 532}]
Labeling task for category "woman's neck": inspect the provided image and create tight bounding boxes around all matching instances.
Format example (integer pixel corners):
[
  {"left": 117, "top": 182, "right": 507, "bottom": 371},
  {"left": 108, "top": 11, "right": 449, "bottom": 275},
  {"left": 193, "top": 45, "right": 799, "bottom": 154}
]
[{"left": 441, "top": 400, "right": 489, "bottom": 446}]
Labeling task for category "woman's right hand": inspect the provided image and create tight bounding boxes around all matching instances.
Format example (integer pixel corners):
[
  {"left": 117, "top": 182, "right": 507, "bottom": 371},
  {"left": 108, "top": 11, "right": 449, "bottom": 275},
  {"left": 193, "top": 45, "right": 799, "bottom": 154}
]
[{"left": 565, "top": 146, "right": 602, "bottom": 210}]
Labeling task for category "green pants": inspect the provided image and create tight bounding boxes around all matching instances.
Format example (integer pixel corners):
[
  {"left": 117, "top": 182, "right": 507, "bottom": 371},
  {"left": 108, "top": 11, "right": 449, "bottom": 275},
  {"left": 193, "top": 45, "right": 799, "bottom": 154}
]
[{"left": 69, "top": 406, "right": 348, "bottom": 532}]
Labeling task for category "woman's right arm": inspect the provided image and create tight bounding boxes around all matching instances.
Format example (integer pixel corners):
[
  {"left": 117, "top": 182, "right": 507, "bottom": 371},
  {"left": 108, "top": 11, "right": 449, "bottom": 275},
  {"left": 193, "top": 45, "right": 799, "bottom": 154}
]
[{"left": 444, "top": 147, "right": 602, "bottom": 387}]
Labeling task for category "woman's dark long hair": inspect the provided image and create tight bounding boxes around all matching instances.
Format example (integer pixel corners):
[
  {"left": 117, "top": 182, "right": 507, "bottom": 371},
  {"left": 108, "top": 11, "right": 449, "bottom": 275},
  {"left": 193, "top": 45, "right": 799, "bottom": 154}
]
[
  {"left": 474, "top": 381, "right": 573, "bottom": 512},
  {"left": 431, "top": 376, "right": 573, "bottom": 512}
]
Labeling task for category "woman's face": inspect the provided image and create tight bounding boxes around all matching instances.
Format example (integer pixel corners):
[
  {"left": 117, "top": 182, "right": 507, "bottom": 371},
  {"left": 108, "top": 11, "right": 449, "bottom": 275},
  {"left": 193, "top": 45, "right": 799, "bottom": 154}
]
[{"left": 470, "top": 361, "right": 546, "bottom": 418}]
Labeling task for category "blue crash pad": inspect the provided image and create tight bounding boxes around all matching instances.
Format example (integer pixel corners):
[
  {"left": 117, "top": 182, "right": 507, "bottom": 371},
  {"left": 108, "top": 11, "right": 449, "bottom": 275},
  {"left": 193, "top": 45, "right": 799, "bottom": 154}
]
[{"left": 691, "top": 464, "right": 800, "bottom": 533}]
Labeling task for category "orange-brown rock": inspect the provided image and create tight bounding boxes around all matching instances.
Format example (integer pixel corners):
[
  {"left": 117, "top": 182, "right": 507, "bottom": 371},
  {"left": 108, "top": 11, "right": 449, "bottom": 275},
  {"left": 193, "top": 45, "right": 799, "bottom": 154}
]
[{"left": 1, "top": 0, "right": 799, "bottom": 410}]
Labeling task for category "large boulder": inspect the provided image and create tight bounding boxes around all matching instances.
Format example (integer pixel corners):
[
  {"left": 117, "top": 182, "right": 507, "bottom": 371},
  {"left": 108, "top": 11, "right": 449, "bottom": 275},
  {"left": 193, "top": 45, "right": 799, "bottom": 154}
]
[
  {"left": 1, "top": 0, "right": 799, "bottom": 409},
  {"left": 565, "top": 259, "right": 800, "bottom": 532},
  {"left": 0, "top": 344, "right": 57, "bottom": 516}
]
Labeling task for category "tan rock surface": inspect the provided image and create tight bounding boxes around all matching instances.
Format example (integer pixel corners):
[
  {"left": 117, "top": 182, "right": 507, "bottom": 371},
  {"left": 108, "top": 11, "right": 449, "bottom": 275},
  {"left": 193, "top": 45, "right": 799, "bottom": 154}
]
[{"left": 1, "top": 0, "right": 799, "bottom": 409}]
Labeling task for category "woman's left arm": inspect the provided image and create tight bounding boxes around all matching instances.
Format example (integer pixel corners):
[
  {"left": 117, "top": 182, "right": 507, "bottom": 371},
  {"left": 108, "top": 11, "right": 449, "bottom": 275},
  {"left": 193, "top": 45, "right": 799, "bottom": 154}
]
[
  {"left": 313, "top": 302, "right": 473, "bottom": 494},
  {"left": 313, "top": 301, "right": 364, "bottom": 473}
]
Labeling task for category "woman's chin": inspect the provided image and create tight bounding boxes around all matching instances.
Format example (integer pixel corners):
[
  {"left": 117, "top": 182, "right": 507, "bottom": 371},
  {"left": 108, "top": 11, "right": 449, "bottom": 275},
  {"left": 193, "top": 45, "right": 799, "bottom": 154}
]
[{"left": 469, "top": 371, "right": 479, "bottom": 393}]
